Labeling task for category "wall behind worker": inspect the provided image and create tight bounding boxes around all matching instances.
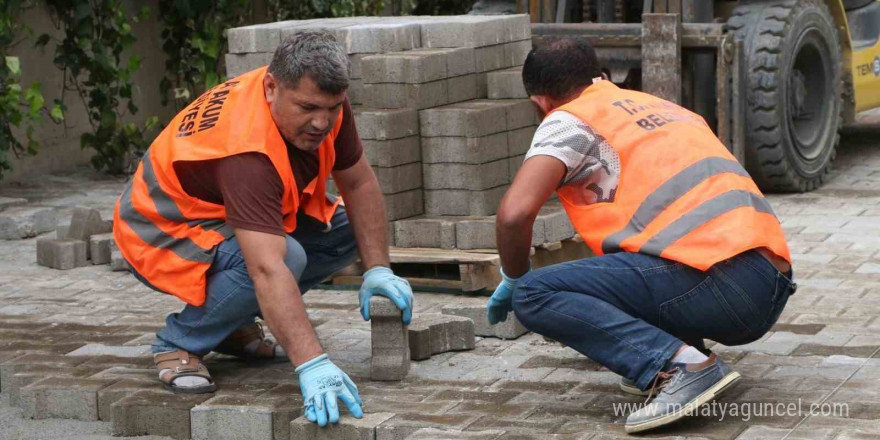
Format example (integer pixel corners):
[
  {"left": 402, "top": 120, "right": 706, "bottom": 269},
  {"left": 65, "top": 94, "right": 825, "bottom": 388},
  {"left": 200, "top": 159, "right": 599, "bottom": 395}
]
[{"left": 3, "top": 1, "right": 174, "bottom": 184}]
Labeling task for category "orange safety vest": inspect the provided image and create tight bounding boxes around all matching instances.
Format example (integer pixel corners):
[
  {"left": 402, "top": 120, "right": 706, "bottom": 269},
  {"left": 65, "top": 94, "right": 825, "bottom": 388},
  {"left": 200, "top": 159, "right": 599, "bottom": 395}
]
[
  {"left": 113, "top": 66, "right": 342, "bottom": 306},
  {"left": 555, "top": 80, "right": 790, "bottom": 270}
]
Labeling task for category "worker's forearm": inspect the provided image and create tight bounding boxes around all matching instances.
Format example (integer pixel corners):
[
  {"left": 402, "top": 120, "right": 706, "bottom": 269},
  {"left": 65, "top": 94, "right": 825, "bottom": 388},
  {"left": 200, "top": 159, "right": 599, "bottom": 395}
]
[
  {"left": 340, "top": 177, "right": 390, "bottom": 269},
  {"left": 252, "top": 269, "right": 323, "bottom": 367},
  {"left": 497, "top": 219, "right": 533, "bottom": 278}
]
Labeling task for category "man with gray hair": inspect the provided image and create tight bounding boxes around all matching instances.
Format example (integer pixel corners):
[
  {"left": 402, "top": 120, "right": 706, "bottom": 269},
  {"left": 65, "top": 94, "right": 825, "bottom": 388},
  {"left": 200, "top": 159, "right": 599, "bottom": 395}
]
[{"left": 113, "top": 30, "right": 412, "bottom": 426}]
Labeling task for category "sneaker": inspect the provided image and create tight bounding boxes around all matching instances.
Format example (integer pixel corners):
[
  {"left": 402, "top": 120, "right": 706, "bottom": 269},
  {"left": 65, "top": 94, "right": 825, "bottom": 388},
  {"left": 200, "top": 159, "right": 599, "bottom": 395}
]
[
  {"left": 624, "top": 354, "right": 741, "bottom": 433},
  {"left": 619, "top": 377, "right": 653, "bottom": 397}
]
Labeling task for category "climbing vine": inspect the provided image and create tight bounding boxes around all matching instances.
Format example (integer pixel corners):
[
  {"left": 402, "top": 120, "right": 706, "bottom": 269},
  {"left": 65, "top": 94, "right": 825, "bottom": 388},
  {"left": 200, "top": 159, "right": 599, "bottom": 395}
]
[
  {"left": 40, "top": 0, "right": 157, "bottom": 175},
  {"left": 0, "top": 0, "right": 63, "bottom": 180}
]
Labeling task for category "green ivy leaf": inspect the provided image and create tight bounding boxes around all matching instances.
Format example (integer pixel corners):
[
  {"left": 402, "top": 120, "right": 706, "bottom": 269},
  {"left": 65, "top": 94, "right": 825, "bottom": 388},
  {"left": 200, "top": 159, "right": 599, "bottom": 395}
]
[
  {"left": 50, "top": 104, "right": 64, "bottom": 122},
  {"left": 5, "top": 56, "right": 20, "bottom": 76}
]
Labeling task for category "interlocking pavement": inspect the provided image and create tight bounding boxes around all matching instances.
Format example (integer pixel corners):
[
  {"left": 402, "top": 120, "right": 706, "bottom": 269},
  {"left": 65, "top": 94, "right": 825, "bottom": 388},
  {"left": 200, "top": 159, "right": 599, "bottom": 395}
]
[{"left": 1, "top": 114, "right": 879, "bottom": 439}]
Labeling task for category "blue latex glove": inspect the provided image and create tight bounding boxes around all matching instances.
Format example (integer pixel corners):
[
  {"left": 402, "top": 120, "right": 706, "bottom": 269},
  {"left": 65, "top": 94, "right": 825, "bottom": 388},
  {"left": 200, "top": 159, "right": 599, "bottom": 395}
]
[
  {"left": 358, "top": 266, "right": 414, "bottom": 325},
  {"left": 486, "top": 268, "right": 526, "bottom": 324},
  {"left": 295, "top": 354, "right": 363, "bottom": 426}
]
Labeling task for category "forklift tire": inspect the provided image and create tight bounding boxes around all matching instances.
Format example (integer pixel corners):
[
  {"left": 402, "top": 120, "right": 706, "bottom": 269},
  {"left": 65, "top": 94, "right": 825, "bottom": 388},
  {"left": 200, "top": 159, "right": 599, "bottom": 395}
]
[{"left": 728, "top": 0, "right": 843, "bottom": 192}]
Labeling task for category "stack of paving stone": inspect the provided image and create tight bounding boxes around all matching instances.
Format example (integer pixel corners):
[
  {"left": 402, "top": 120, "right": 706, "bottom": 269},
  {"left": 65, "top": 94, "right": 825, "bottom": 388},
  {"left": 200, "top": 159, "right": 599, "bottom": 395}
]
[{"left": 34, "top": 207, "right": 129, "bottom": 271}]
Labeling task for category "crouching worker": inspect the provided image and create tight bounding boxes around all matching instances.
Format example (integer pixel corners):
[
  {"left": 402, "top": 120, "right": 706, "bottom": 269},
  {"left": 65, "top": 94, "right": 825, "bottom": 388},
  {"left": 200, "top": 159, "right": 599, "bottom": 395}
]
[
  {"left": 112, "top": 31, "right": 413, "bottom": 426},
  {"left": 487, "top": 38, "right": 795, "bottom": 433}
]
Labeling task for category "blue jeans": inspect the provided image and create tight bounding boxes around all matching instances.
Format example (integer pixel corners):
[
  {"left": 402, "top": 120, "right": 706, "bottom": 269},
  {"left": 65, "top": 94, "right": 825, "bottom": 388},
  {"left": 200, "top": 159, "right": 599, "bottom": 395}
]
[
  {"left": 133, "top": 204, "right": 358, "bottom": 355},
  {"left": 512, "top": 249, "right": 795, "bottom": 391}
]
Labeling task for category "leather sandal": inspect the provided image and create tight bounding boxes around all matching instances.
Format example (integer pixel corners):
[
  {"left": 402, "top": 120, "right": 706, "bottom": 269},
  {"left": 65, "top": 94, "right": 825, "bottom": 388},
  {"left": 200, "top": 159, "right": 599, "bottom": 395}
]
[
  {"left": 214, "top": 322, "right": 287, "bottom": 362},
  {"left": 154, "top": 350, "right": 217, "bottom": 394}
]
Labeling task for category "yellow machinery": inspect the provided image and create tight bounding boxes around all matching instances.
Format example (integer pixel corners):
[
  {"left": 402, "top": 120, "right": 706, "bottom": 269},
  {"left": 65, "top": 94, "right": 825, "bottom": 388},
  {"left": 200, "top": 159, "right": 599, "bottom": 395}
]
[{"left": 526, "top": 0, "right": 880, "bottom": 192}]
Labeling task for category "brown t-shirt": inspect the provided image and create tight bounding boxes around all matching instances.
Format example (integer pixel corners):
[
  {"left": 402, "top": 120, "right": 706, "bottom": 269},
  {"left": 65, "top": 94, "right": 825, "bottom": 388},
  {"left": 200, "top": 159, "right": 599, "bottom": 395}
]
[{"left": 173, "top": 99, "right": 363, "bottom": 236}]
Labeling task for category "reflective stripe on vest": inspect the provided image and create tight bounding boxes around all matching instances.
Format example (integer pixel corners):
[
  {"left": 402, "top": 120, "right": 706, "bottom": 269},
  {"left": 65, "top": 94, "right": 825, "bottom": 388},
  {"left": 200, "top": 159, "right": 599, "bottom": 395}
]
[{"left": 556, "top": 80, "right": 791, "bottom": 270}]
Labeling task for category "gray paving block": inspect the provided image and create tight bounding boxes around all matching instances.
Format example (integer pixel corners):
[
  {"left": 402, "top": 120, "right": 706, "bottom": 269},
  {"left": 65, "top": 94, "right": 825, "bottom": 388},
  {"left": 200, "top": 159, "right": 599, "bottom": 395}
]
[
  {"left": 364, "top": 81, "right": 448, "bottom": 110},
  {"left": 0, "top": 196, "right": 26, "bottom": 210},
  {"left": 66, "top": 207, "right": 112, "bottom": 242},
  {"left": 505, "top": 99, "right": 539, "bottom": 130},
  {"left": 499, "top": 14, "right": 531, "bottom": 42},
  {"left": 370, "top": 296, "right": 410, "bottom": 381},
  {"left": 112, "top": 390, "right": 211, "bottom": 439},
  {"left": 363, "top": 50, "right": 449, "bottom": 84},
  {"left": 454, "top": 215, "right": 545, "bottom": 250},
  {"left": 55, "top": 223, "right": 69, "bottom": 239},
  {"left": 474, "top": 44, "right": 506, "bottom": 73},
  {"left": 364, "top": 136, "right": 421, "bottom": 168},
  {"left": 0, "top": 354, "right": 89, "bottom": 395},
  {"left": 348, "top": 79, "right": 364, "bottom": 105},
  {"left": 385, "top": 189, "right": 424, "bottom": 221},
  {"left": 354, "top": 108, "right": 420, "bottom": 140},
  {"left": 475, "top": 72, "right": 488, "bottom": 98},
  {"left": 393, "top": 217, "right": 457, "bottom": 249},
  {"left": 508, "top": 154, "right": 526, "bottom": 178},
  {"left": 109, "top": 237, "right": 130, "bottom": 272},
  {"left": 447, "top": 74, "right": 478, "bottom": 104},
  {"left": 373, "top": 163, "right": 423, "bottom": 195},
  {"left": 420, "top": 16, "right": 507, "bottom": 48},
  {"left": 225, "top": 52, "right": 273, "bottom": 78},
  {"left": 19, "top": 376, "right": 117, "bottom": 421},
  {"left": 423, "top": 186, "right": 508, "bottom": 217},
  {"left": 442, "top": 305, "right": 529, "bottom": 340},
  {"left": 0, "top": 206, "right": 57, "bottom": 239},
  {"left": 405, "top": 428, "right": 506, "bottom": 439},
  {"left": 408, "top": 314, "right": 475, "bottom": 361},
  {"left": 36, "top": 238, "right": 88, "bottom": 270},
  {"left": 191, "top": 395, "right": 274, "bottom": 440},
  {"left": 350, "top": 54, "right": 368, "bottom": 79},
  {"left": 67, "top": 344, "right": 151, "bottom": 357},
  {"left": 96, "top": 379, "right": 157, "bottom": 421},
  {"left": 227, "top": 20, "right": 305, "bottom": 53},
  {"left": 89, "top": 232, "right": 114, "bottom": 265},
  {"left": 422, "top": 160, "right": 509, "bottom": 191},
  {"left": 419, "top": 100, "right": 509, "bottom": 138},
  {"left": 487, "top": 67, "right": 527, "bottom": 99},
  {"left": 539, "top": 203, "right": 575, "bottom": 243},
  {"left": 443, "top": 47, "right": 476, "bottom": 77},
  {"left": 502, "top": 40, "right": 532, "bottom": 67},
  {"left": 507, "top": 126, "right": 536, "bottom": 156},
  {"left": 289, "top": 412, "right": 395, "bottom": 440},
  {"left": 420, "top": 132, "right": 508, "bottom": 165},
  {"left": 337, "top": 22, "right": 421, "bottom": 54}
]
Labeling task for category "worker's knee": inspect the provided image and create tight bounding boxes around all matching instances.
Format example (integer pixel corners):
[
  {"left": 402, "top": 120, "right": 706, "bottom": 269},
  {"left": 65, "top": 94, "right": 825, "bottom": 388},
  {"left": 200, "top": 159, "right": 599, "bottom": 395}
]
[{"left": 283, "top": 235, "right": 308, "bottom": 281}]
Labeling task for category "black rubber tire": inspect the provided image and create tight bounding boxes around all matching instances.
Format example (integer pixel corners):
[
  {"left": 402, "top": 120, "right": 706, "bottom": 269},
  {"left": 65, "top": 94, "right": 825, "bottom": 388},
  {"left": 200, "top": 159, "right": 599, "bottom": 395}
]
[{"left": 728, "top": 0, "right": 843, "bottom": 192}]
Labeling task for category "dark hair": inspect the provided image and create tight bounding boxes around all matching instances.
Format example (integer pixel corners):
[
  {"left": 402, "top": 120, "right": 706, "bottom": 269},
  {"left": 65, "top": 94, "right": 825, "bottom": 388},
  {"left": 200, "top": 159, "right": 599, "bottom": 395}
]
[
  {"left": 522, "top": 37, "right": 602, "bottom": 100},
  {"left": 268, "top": 30, "right": 350, "bottom": 94}
]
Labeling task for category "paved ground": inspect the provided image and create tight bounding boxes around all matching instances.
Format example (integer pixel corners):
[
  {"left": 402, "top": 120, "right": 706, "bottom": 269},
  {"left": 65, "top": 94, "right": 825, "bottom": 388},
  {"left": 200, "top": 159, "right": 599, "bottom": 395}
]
[{"left": 1, "top": 112, "right": 879, "bottom": 439}]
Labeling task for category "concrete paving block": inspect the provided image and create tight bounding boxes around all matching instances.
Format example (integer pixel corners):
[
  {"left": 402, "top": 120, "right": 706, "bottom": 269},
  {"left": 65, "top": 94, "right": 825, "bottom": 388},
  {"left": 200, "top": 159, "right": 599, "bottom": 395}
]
[
  {"left": 393, "top": 217, "right": 457, "bottom": 249},
  {"left": 508, "top": 154, "right": 526, "bottom": 178},
  {"left": 370, "top": 296, "right": 410, "bottom": 381},
  {"left": 0, "top": 206, "right": 57, "bottom": 239},
  {"left": 421, "top": 132, "right": 508, "bottom": 165},
  {"left": 337, "top": 22, "right": 421, "bottom": 54},
  {"left": 96, "top": 378, "right": 158, "bottom": 421},
  {"left": 0, "top": 354, "right": 89, "bottom": 395},
  {"left": 109, "top": 236, "right": 130, "bottom": 272},
  {"left": 507, "top": 126, "right": 537, "bottom": 156},
  {"left": 502, "top": 40, "right": 532, "bottom": 67},
  {"left": 454, "top": 215, "right": 545, "bottom": 250},
  {"left": 405, "top": 81, "right": 449, "bottom": 110},
  {"left": 36, "top": 238, "right": 88, "bottom": 270},
  {"left": 419, "top": 100, "right": 509, "bottom": 138},
  {"left": 474, "top": 44, "right": 506, "bottom": 73},
  {"left": 225, "top": 52, "right": 273, "bottom": 78},
  {"left": 0, "top": 196, "right": 26, "bottom": 210},
  {"left": 373, "top": 163, "right": 423, "bottom": 195},
  {"left": 19, "top": 376, "right": 117, "bottom": 421},
  {"left": 289, "top": 412, "right": 395, "bottom": 440},
  {"left": 446, "top": 74, "right": 478, "bottom": 104},
  {"left": 89, "top": 232, "right": 114, "bottom": 265},
  {"left": 443, "top": 47, "right": 476, "bottom": 77},
  {"left": 191, "top": 395, "right": 274, "bottom": 440},
  {"left": 422, "top": 160, "right": 509, "bottom": 191},
  {"left": 405, "top": 428, "right": 505, "bottom": 440},
  {"left": 364, "top": 83, "right": 407, "bottom": 109},
  {"left": 355, "top": 108, "right": 420, "bottom": 140},
  {"left": 385, "top": 189, "right": 424, "bottom": 221},
  {"left": 475, "top": 72, "right": 488, "bottom": 98},
  {"left": 408, "top": 314, "right": 475, "bottom": 361},
  {"left": 350, "top": 54, "right": 368, "bottom": 79},
  {"left": 538, "top": 203, "right": 575, "bottom": 243},
  {"left": 364, "top": 136, "right": 421, "bottom": 168},
  {"left": 499, "top": 14, "right": 531, "bottom": 42},
  {"left": 487, "top": 67, "right": 527, "bottom": 99},
  {"left": 363, "top": 50, "right": 449, "bottom": 84},
  {"left": 505, "top": 99, "right": 539, "bottom": 130},
  {"left": 420, "top": 16, "right": 506, "bottom": 48},
  {"left": 66, "top": 344, "right": 151, "bottom": 357},
  {"left": 227, "top": 20, "right": 303, "bottom": 53},
  {"left": 54, "top": 223, "right": 69, "bottom": 239},
  {"left": 112, "top": 390, "right": 211, "bottom": 439},
  {"left": 8, "top": 364, "right": 101, "bottom": 406},
  {"left": 348, "top": 78, "right": 364, "bottom": 105},
  {"left": 442, "top": 305, "right": 529, "bottom": 340},
  {"left": 423, "top": 186, "right": 508, "bottom": 217},
  {"left": 66, "top": 207, "right": 111, "bottom": 242},
  {"left": 365, "top": 80, "right": 448, "bottom": 110}
]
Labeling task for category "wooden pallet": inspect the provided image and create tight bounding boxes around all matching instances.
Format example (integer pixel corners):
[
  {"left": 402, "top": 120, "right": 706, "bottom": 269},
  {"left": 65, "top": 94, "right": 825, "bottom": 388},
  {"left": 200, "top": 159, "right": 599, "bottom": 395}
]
[{"left": 331, "top": 235, "right": 592, "bottom": 292}]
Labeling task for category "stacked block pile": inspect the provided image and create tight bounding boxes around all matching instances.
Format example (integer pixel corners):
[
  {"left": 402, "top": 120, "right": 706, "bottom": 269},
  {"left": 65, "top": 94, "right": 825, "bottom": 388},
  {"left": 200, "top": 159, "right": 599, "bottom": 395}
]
[{"left": 226, "top": 15, "right": 575, "bottom": 248}]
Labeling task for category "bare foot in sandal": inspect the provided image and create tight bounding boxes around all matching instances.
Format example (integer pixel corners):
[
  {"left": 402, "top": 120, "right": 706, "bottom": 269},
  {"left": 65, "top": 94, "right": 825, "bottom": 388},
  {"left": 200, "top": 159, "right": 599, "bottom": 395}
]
[
  {"left": 154, "top": 350, "right": 217, "bottom": 394},
  {"left": 214, "top": 322, "right": 287, "bottom": 361}
]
